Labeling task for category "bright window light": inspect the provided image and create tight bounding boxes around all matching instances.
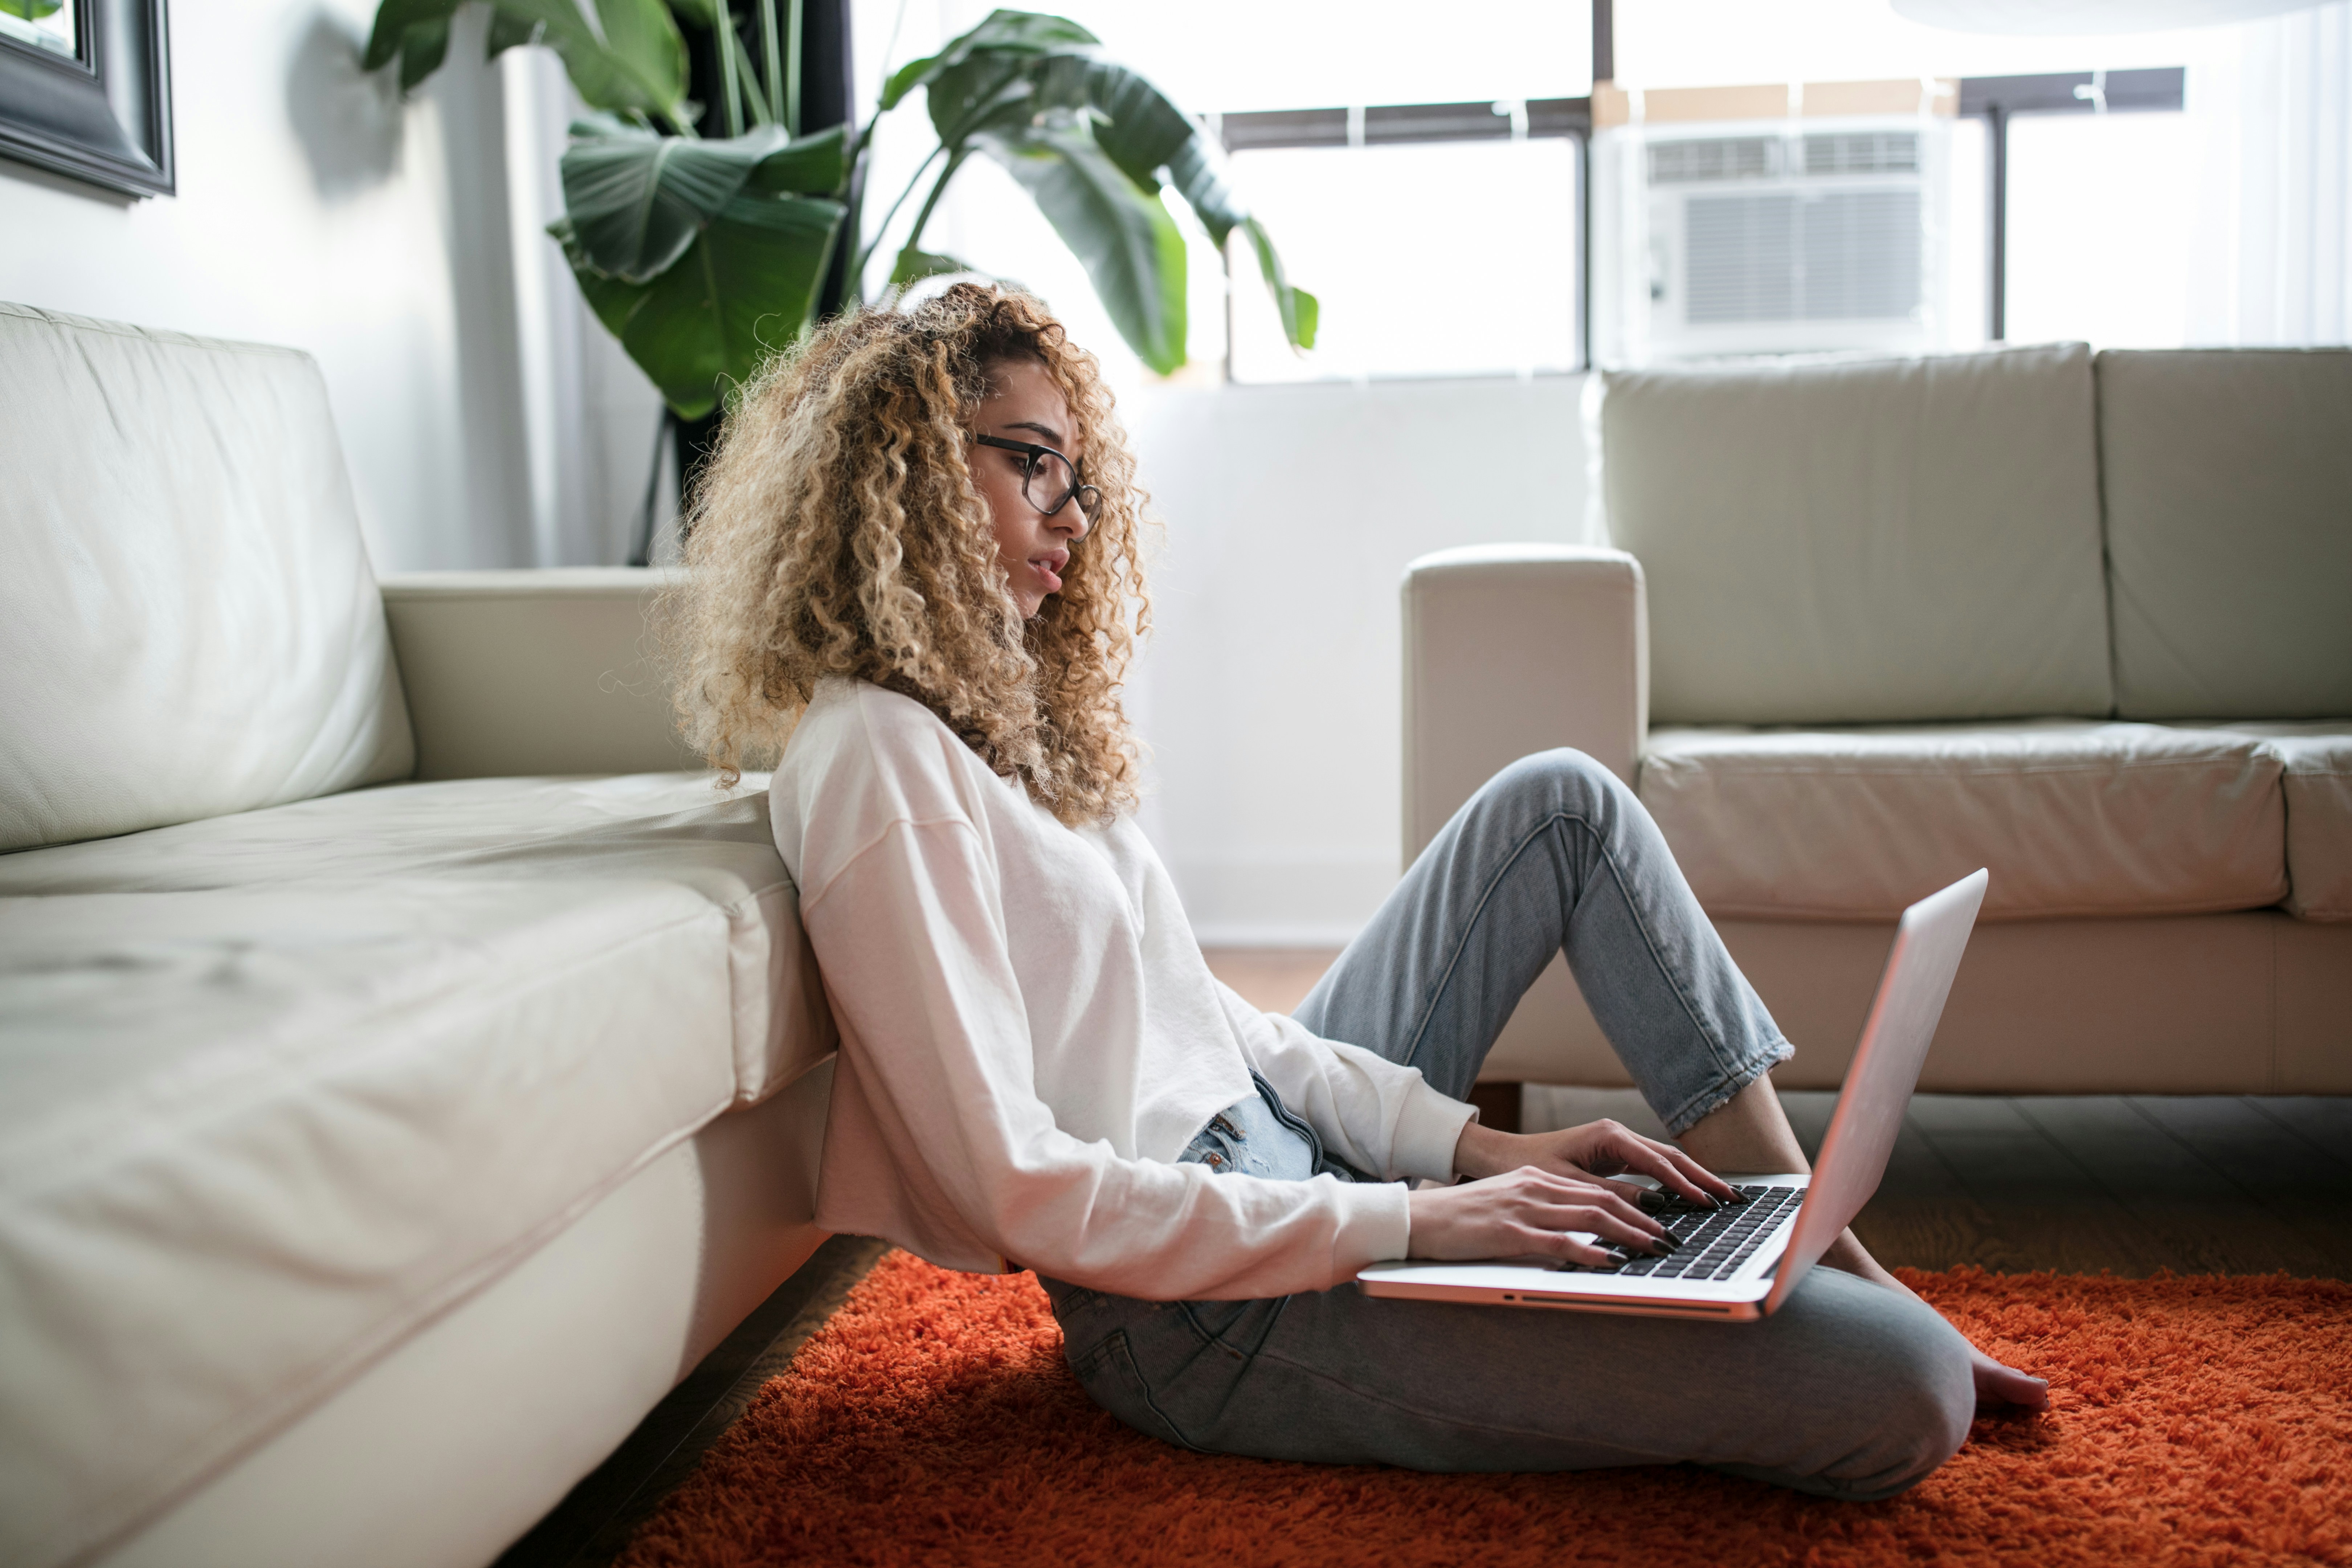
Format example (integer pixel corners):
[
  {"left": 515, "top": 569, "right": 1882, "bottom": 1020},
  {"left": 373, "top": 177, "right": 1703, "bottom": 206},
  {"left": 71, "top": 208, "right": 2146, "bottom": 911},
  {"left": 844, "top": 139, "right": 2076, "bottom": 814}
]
[
  {"left": 1613, "top": 0, "right": 2232, "bottom": 89},
  {"left": 1228, "top": 139, "right": 1583, "bottom": 382},
  {"left": 2005, "top": 111, "right": 2198, "bottom": 349},
  {"left": 1598, "top": 0, "right": 2265, "bottom": 358},
  {"left": 1004, "top": 0, "right": 1592, "bottom": 110},
  {"left": 852, "top": 0, "right": 1596, "bottom": 385}
]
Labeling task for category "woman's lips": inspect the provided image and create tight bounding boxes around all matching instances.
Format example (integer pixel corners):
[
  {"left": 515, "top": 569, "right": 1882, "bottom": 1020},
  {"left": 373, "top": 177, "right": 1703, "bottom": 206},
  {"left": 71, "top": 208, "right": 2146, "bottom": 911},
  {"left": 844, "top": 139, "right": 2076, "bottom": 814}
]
[{"left": 1032, "top": 550, "right": 1069, "bottom": 593}]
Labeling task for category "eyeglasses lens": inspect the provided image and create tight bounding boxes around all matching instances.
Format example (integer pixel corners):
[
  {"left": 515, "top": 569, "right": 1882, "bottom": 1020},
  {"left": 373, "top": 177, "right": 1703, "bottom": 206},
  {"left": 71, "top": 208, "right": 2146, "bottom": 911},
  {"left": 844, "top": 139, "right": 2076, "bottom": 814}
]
[{"left": 1024, "top": 449, "right": 1099, "bottom": 522}]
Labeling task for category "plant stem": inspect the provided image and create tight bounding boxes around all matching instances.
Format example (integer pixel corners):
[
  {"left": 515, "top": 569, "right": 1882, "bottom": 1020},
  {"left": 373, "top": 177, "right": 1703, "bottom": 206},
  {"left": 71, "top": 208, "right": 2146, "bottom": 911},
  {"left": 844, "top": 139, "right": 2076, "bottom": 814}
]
[
  {"left": 760, "top": 0, "right": 784, "bottom": 130},
  {"left": 719, "top": 6, "right": 743, "bottom": 136},
  {"left": 724, "top": 15, "right": 776, "bottom": 128},
  {"left": 785, "top": 0, "right": 803, "bottom": 136},
  {"left": 851, "top": 141, "right": 946, "bottom": 281},
  {"left": 899, "top": 145, "right": 966, "bottom": 258}
]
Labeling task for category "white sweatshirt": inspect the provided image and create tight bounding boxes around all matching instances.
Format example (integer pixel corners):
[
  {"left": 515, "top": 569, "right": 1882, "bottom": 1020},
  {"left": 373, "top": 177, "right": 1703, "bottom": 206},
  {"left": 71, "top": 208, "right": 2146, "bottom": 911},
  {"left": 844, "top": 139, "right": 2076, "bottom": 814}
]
[{"left": 768, "top": 677, "right": 1476, "bottom": 1300}]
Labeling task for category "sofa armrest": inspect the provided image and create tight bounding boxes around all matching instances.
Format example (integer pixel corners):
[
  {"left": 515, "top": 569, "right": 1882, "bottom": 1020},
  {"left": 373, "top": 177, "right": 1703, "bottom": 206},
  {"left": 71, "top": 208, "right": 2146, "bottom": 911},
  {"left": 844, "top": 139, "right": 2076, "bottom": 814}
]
[
  {"left": 1401, "top": 545, "right": 1649, "bottom": 863},
  {"left": 380, "top": 569, "right": 700, "bottom": 780}
]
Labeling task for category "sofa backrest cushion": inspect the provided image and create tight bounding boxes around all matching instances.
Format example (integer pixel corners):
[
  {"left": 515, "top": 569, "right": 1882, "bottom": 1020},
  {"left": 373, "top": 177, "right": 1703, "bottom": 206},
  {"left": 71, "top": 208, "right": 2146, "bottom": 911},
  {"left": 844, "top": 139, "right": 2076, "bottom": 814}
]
[
  {"left": 0, "top": 305, "right": 414, "bottom": 852},
  {"left": 2097, "top": 348, "right": 2352, "bottom": 719},
  {"left": 1602, "top": 343, "right": 2113, "bottom": 726}
]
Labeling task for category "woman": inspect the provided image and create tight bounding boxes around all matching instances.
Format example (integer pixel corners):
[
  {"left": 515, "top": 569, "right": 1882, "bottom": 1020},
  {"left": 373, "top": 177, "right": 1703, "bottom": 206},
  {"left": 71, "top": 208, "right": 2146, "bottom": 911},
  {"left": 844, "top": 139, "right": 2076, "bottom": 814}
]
[{"left": 673, "top": 283, "right": 2044, "bottom": 1500}]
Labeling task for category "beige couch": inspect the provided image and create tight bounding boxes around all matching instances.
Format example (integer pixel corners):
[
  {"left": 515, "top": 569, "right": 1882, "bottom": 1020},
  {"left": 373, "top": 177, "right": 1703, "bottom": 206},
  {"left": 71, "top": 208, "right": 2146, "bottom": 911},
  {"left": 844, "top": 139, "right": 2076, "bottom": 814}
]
[
  {"left": 0, "top": 305, "right": 833, "bottom": 1568},
  {"left": 1404, "top": 343, "right": 2352, "bottom": 1097}
]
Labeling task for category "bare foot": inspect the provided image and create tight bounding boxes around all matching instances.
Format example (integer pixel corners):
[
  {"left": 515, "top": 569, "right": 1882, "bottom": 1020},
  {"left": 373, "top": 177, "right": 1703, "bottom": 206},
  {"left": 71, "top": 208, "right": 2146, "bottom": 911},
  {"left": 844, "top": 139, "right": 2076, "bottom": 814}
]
[
  {"left": 1966, "top": 1344, "right": 2051, "bottom": 1409},
  {"left": 1822, "top": 1231, "right": 2050, "bottom": 1411}
]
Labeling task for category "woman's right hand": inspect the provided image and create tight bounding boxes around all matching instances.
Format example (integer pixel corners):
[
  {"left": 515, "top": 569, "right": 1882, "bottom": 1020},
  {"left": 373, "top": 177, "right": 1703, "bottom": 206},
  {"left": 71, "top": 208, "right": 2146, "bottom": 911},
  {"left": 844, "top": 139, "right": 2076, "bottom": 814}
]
[{"left": 1406, "top": 1167, "right": 1672, "bottom": 1267}]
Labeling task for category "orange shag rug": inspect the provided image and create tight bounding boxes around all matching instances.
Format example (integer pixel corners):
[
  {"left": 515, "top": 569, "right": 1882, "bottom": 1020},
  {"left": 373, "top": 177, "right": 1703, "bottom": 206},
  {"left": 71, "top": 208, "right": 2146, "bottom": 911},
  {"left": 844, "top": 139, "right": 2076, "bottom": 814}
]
[{"left": 617, "top": 1251, "right": 2352, "bottom": 1567}]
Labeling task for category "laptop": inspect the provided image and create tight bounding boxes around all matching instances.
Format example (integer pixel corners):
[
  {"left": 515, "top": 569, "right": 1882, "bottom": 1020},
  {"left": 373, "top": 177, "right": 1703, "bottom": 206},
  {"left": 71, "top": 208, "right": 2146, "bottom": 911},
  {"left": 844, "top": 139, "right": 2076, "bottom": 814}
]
[{"left": 1356, "top": 868, "right": 1988, "bottom": 1322}]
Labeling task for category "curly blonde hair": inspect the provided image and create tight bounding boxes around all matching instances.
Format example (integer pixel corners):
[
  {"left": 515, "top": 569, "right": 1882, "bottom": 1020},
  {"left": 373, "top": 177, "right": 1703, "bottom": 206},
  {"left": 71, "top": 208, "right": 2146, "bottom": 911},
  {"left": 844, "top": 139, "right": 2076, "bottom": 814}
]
[{"left": 664, "top": 283, "right": 1150, "bottom": 826}]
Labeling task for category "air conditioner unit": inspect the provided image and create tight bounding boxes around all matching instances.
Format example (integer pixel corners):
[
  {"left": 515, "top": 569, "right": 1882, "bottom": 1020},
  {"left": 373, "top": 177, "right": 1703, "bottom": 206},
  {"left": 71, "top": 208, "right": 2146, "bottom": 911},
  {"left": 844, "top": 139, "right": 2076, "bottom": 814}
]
[{"left": 1613, "top": 117, "right": 1952, "bottom": 362}]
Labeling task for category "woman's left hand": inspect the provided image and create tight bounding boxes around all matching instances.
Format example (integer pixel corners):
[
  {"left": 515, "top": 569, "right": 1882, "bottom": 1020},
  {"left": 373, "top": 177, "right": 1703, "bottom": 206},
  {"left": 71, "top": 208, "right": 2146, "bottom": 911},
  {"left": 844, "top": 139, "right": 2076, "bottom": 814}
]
[{"left": 1453, "top": 1117, "right": 1739, "bottom": 1209}]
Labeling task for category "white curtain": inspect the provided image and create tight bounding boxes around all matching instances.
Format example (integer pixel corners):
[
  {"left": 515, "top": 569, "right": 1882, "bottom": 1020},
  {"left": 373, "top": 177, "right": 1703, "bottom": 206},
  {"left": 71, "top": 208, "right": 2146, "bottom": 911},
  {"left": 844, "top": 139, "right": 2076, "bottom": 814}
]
[{"left": 2188, "top": 0, "right": 2352, "bottom": 344}]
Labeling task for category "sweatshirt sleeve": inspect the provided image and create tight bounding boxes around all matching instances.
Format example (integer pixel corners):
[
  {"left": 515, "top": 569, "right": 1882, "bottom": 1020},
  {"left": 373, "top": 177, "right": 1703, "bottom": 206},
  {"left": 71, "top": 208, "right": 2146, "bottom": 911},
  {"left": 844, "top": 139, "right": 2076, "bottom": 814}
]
[
  {"left": 1213, "top": 981, "right": 1477, "bottom": 1186},
  {"left": 802, "top": 815, "right": 1417, "bottom": 1300}
]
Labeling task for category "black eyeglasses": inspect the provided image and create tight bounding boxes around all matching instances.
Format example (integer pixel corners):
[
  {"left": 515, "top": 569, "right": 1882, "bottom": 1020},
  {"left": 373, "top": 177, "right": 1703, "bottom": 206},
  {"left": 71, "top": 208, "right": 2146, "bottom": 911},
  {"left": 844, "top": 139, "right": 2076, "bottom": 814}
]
[{"left": 973, "top": 434, "right": 1101, "bottom": 523}]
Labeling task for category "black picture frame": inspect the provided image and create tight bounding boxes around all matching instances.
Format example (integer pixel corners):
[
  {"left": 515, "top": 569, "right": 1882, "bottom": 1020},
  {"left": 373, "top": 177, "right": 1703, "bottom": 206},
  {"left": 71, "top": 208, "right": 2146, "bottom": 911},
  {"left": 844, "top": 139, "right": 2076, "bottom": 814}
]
[{"left": 0, "top": 0, "right": 172, "bottom": 198}]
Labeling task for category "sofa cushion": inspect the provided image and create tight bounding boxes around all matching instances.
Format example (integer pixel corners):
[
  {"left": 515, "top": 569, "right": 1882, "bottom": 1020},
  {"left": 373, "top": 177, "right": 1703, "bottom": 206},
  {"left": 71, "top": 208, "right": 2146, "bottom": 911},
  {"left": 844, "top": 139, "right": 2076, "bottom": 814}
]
[
  {"left": 2098, "top": 349, "right": 2352, "bottom": 719},
  {"left": 0, "top": 774, "right": 828, "bottom": 1568},
  {"left": 2203, "top": 722, "right": 2352, "bottom": 922},
  {"left": 1601, "top": 343, "right": 2112, "bottom": 726},
  {"left": 1638, "top": 721, "right": 2286, "bottom": 921},
  {"left": 0, "top": 305, "right": 413, "bottom": 853}
]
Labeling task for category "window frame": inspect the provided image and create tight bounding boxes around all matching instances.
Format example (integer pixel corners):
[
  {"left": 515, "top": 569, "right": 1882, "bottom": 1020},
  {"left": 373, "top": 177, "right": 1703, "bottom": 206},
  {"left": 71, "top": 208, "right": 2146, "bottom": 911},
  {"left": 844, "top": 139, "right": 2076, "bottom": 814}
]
[
  {"left": 1210, "top": 2, "right": 1609, "bottom": 379},
  {"left": 1958, "top": 68, "right": 2186, "bottom": 342},
  {"left": 1201, "top": 0, "right": 2191, "bottom": 373}
]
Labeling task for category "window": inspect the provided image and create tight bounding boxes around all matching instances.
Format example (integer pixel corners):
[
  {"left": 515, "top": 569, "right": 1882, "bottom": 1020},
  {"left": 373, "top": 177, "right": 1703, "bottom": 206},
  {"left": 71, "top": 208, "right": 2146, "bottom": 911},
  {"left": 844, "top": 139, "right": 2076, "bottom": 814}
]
[
  {"left": 1600, "top": 0, "right": 2291, "bottom": 361},
  {"left": 1971, "top": 72, "right": 2195, "bottom": 348},
  {"left": 1227, "top": 130, "right": 1584, "bottom": 382},
  {"left": 2005, "top": 111, "right": 2196, "bottom": 348},
  {"left": 850, "top": 0, "right": 1595, "bottom": 385},
  {"left": 852, "top": 0, "right": 2339, "bottom": 383}
]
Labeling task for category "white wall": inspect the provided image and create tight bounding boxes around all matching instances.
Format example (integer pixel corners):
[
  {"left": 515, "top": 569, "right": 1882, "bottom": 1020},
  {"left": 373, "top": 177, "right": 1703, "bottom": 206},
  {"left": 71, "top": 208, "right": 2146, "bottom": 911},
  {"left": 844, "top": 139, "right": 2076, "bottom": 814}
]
[
  {"left": 0, "top": 0, "right": 663, "bottom": 573},
  {"left": 1123, "top": 373, "right": 1592, "bottom": 947}
]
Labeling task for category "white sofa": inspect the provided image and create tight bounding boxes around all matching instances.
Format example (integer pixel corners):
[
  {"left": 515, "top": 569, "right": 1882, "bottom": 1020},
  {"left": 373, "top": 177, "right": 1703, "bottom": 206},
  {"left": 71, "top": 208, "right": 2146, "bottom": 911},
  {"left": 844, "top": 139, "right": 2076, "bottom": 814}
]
[
  {"left": 0, "top": 304, "right": 835, "bottom": 1568},
  {"left": 1405, "top": 343, "right": 2351, "bottom": 1097}
]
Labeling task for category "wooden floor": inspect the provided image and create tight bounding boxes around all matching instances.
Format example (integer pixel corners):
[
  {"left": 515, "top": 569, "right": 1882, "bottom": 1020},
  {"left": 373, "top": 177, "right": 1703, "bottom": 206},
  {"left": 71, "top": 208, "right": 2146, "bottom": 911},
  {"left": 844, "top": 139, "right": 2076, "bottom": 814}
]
[
  {"left": 498, "top": 948, "right": 2351, "bottom": 1565},
  {"left": 1532, "top": 1084, "right": 2352, "bottom": 1280}
]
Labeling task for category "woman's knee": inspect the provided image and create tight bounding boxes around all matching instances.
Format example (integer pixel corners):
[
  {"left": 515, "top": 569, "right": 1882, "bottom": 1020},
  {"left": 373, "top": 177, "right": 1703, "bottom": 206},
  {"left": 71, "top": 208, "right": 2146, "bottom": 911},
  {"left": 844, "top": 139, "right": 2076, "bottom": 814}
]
[
  {"left": 1736, "top": 1273, "right": 1973, "bottom": 1500},
  {"left": 1817, "top": 1287, "right": 1976, "bottom": 1499},
  {"left": 1475, "top": 747, "right": 1627, "bottom": 822}
]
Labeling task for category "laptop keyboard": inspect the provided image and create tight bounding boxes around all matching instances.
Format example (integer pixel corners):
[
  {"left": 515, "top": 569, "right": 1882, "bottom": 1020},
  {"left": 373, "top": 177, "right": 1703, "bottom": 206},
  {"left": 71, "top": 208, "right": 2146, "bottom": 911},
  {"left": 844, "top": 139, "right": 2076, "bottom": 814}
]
[{"left": 1577, "top": 1184, "right": 1805, "bottom": 1282}]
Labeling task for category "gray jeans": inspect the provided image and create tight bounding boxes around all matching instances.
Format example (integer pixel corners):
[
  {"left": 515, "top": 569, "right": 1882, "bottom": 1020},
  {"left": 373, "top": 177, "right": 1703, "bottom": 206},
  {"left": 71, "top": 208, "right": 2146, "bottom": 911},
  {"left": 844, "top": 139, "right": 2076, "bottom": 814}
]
[{"left": 1044, "top": 750, "right": 1976, "bottom": 1499}]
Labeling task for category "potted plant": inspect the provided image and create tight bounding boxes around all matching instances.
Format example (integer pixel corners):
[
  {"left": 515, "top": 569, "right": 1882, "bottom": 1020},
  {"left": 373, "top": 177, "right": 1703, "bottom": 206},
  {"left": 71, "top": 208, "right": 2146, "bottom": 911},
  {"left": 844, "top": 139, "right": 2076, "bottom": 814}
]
[{"left": 364, "top": 0, "right": 1316, "bottom": 423}]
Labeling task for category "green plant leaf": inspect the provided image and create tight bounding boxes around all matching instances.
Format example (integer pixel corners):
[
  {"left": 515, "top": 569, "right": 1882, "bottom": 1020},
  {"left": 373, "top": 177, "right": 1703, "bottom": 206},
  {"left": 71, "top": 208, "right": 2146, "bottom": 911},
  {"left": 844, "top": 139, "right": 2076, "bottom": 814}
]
[
  {"left": 362, "top": 0, "right": 457, "bottom": 73},
  {"left": 922, "top": 51, "right": 1043, "bottom": 148},
  {"left": 880, "top": 7, "right": 1097, "bottom": 111},
  {"left": 398, "top": 17, "right": 453, "bottom": 89},
  {"left": 491, "top": 0, "right": 688, "bottom": 121},
  {"left": 743, "top": 122, "right": 848, "bottom": 196},
  {"left": 589, "top": 0, "right": 688, "bottom": 104},
  {"left": 562, "top": 122, "right": 780, "bottom": 280},
  {"left": 560, "top": 120, "right": 845, "bottom": 282},
  {"left": 0, "top": 0, "right": 65, "bottom": 20},
  {"left": 890, "top": 27, "right": 1318, "bottom": 360},
  {"left": 889, "top": 246, "right": 974, "bottom": 287},
  {"left": 550, "top": 216, "right": 646, "bottom": 343},
  {"left": 483, "top": 7, "right": 541, "bottom": 57},
  {"left": 365, "top": 0, "right": 688, "bottom": 121},
  {"left": 1029, "top": 55, "right": 1191, "bottom": 195},
  {"left": 360, "top": 0, "right": 463, "bottom": 90},
  {"left": 553, "top": 191, "right": 845, "bottom": 418},
  {"left": 1242, "top": 216, "right": 1318, "bottom": 351},
  {"left": 1036, "top": 58, "right": 1316, "bottom": 353},
  {"left": 976, "top": 115, "right": 1185, "bottom": 375}
]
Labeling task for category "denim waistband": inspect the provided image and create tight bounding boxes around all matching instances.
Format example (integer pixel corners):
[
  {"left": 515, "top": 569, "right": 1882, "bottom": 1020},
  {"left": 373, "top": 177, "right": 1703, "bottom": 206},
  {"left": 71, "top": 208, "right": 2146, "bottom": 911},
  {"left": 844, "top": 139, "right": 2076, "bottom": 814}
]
[{"left": 1176, "top": 1071, "right": 1369, "bottom": 1184}]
